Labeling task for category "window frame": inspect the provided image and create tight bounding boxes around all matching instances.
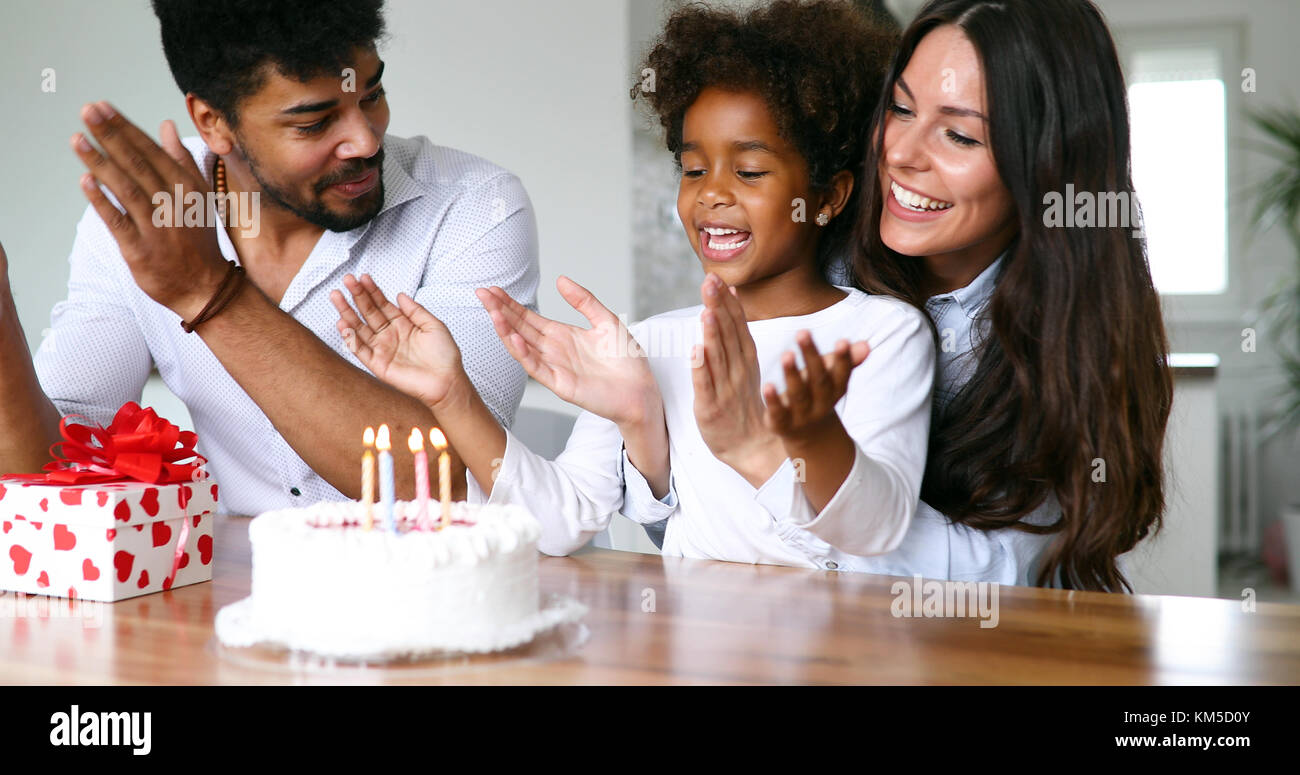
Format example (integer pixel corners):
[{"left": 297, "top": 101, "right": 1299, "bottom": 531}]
[{"left": 1113, "top": 21, "right": 1247, "bottom": 324}]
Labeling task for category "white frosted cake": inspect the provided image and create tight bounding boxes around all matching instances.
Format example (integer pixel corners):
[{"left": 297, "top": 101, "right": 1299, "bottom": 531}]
[{"left": 215, "top": 500, "right": 581, "bottom": 660}]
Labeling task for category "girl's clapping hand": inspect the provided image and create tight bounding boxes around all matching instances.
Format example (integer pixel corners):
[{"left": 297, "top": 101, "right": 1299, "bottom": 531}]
[
  {"left": 762, "top": 332, "right": 871, "bottom": 441},
  {"left": 331, "top": 273, "right": 466, "bottom": 408},
  {"left": 475, "top": 276, "right": 663, "bottom": 428},
  {"left": 691, "top": 273, "right": 786, "bottom": 484}
]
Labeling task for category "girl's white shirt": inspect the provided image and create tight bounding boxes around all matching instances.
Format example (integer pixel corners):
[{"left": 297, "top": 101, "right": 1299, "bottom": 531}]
[
  {"left": 466, "top": 288, "right": 936, "bottom": 570},
  {"left": 633, "top": 255, "right": 1060, "bottom": 586}
]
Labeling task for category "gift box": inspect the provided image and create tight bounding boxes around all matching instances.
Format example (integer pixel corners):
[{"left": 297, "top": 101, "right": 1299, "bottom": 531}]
[{"left": 0, "top": 402, "right": 218, "bottom": 602}]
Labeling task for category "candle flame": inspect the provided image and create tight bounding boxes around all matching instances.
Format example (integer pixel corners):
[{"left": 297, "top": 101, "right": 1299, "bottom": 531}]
[
  {"left": 376, "top": 424, "right": 391, "bottom": 451},
  {"left": 363, "top": 426, "right": 375, "bottom": 446},
  {"left": 408, "top": 427, "right": 424, "bottom": 453},
  {"left": 429, "top": 427, "right": 447, "bottom": 451}
]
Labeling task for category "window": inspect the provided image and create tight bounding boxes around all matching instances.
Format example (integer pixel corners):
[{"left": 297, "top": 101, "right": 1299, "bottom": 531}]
[{"left": 1126, "top": 45, "right": 1228, "bottom": 295}]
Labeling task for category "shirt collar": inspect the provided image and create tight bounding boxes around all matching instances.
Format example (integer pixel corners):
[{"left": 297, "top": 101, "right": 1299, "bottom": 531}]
[{"left": 926, "top": 250, "right": 1006, "bottom": 320}]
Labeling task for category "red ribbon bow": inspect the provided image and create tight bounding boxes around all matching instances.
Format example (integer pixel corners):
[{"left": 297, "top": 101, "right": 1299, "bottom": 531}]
[{"left": 7, "top": 402, "right": 206, "bottom": 486}]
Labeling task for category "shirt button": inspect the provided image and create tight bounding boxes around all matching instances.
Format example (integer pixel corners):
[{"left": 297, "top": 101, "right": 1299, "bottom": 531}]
[
  {"left": 289, "top": 487, "right": 301, "bottom": 497},
  {"left": 825, "top": 560, "right": 839, "bottom": 570}
]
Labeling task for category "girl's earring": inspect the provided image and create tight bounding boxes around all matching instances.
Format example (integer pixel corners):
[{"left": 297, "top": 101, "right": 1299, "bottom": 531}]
[{"left": 815, "top": 211, "right": 830, "bottom": 226}]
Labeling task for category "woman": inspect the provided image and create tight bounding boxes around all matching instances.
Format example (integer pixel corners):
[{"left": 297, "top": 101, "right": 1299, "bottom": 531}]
[{"left": 852, "top": 0, "right": 1173, "bottom": 591}]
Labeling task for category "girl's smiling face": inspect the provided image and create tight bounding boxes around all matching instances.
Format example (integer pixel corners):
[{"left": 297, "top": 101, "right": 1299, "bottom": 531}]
[
  {"left": 878, "top": 25, "right": 1016, "bottom": 275},
  {"left": 677, "top": 87, "right": 845, "bottom": 292}
]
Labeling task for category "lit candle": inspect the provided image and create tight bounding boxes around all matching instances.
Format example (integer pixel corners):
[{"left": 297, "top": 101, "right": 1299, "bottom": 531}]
[
  {"left": 408, "top": 428, "right": 431, "bottom": 530},
  {"left": 376, "top": 424, "right": 395, "bottom": 533},
  {"left": 361, "top": 426, "right": 376, "bottom": 530},
  {"left": 430, "top": 428, "right": 451, "bottom": 528}
]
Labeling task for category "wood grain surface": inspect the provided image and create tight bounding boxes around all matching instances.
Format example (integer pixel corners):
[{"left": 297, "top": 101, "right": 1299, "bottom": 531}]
[{"left": 1, "top": 513, "right": 1297, "bottom": 684}]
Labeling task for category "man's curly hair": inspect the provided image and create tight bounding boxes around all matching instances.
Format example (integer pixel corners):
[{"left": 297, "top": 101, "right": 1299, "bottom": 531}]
[
  {"left": 631, "top": 0, "right": 898, "bottom": 273},
  {"left": 151, "top": 0, "right": 387, "bottom": 126}
]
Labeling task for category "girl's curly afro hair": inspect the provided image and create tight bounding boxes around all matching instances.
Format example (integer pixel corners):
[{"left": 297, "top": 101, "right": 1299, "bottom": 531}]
[{"left": 632, "top": 0, "right": 898, "bottom": 270}]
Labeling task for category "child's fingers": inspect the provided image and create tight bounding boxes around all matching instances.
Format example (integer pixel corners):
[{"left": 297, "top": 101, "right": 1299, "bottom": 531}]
[
  {"left": 703, "top": 277, "right": 747, "bottom": 380},
  {"left": 394, "top": 293, "right": 447, "bottom": 335},
  {"left": 336, "top": 318, "right": 375, "bottom": 365},
  {"left": 828, "top": 339, "right": 854, "bottom": 394},
  {"left": 795, "top": 331, "right": 829, "bottom": 395},
  {"left": 330, "top": 289, "right": 374, "bottom": 341},
  {"left": 556, "top": 275, "right": 618, "bottom": 329},
  {"left": 717, "top": 278, "right": 758, "bottom": 364},
  {"left": 357, "top": 274, "right": 408, "bottom": 334},
  {"left": 486, "top": 308, "right": 547, "bottom": 370},
  {"left": 483, "top": 305, "right": 520, "bottom": 347},
  {"left": 342, "top": 273, "right": 385, "bottom": 330},
  {"left": 699, "top": 309, "right": 730, "bottom": 384},
  {"left": 762, "top": 382, "right": 790, "bottom": 434},
  {"left": 781, "top": 350, "right": 808, "bottom": 410},
  {"left": 690, "top": 344, "right": 717, "bottom": 408},
  {"left": 500, "top": 329, "right": 552, "bottom": 385},
  {"left": 477, "top": 286, "right": 545, "bottom": 347},
  {"left": 849, "top": 340, "right": 871, "bottom": 367},
  {"left": 488, "top": 285, "right": 552, "bottom": 339}
]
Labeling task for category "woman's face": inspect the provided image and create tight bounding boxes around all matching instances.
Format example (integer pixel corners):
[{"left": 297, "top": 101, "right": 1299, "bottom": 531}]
[{"left": 878, "top": 25, "right": 1016, "bottom": 269}]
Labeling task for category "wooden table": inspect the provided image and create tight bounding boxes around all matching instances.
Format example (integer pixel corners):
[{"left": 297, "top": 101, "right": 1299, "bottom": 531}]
[{"left": 2, "top": 513, "right": 1298, "bottom": 684}]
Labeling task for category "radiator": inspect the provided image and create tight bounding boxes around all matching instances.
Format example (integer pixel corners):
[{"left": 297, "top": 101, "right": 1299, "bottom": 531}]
[{"left": 1220, "top": 405, "right": 1261, "bottom": 553}]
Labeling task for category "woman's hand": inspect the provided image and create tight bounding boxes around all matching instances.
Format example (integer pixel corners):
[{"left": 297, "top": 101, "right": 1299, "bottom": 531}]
[
  {"left": 475, "top": 276, "right": 662, "bottom": 428},
  {"left": 691, "top": 274, "right": 786, "bottom": 487},
  {"left": 762, "top": 332, "right": 871, "bottom": 441},
  {"left": 330, "top": 274, "right": 467, "bottom": 409}
]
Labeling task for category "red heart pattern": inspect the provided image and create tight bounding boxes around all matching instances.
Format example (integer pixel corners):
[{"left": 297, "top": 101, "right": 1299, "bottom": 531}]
[
  {"left": 4, "top": 483, "right": 215, "bottom": 599},
  {"left": 53, "top": 524, "right": 76, "bottom": 551},
  {"left": 140, "top": 488, "right": 160, "bottom": 516},
  {"left": 9, "top": 545, "right": 31, "bottom": 575},
  {"left": 113, "top": 551, "right": 134, "bottom": 583},
  {"left": 151, "top": 521, "right": 172, "bottom": 548}
]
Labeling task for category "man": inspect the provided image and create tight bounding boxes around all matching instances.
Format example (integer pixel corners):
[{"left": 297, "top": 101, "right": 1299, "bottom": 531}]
[{"left": 0, "top": 0, "right": 539, "bottom": 515}]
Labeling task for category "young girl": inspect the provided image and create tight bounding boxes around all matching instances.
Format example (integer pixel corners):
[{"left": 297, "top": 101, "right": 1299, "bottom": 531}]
[
  {"left": 329, "top": 0, "right": 930, "bottom": 570},
  {"left": 848, "top": 0, "right": 1173, "bottom": 591}
]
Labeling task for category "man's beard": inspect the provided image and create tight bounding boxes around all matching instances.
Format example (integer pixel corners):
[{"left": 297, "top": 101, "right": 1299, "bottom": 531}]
[{"left": 238, "top": 142, "right": 386, "bottom": 233}]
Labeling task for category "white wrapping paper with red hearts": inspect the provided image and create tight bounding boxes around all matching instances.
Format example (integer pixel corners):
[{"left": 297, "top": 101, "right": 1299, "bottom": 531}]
[{"left": 0, "top": 480, "right": 218, "bottom": 602}]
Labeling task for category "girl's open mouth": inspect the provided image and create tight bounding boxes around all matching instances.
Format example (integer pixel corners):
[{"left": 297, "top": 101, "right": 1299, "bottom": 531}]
[{"left": 700, "top": 226, "right": 752, "bottom": 261}]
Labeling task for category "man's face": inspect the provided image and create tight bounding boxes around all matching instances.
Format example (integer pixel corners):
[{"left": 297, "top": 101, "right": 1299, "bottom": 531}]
[{"left": 226, "top": 46, "right": 390, "bottom": 232}]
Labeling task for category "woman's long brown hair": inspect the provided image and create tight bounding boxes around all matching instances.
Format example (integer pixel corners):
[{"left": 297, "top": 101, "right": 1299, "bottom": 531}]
[{"left": 852, "top": 0, "right": 1174, "bottom": 591}]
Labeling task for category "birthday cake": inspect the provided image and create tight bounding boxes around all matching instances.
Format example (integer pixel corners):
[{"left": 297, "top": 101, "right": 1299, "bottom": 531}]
[{"left": 214, "top": 500, "right": 584, "bottom": 660}]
